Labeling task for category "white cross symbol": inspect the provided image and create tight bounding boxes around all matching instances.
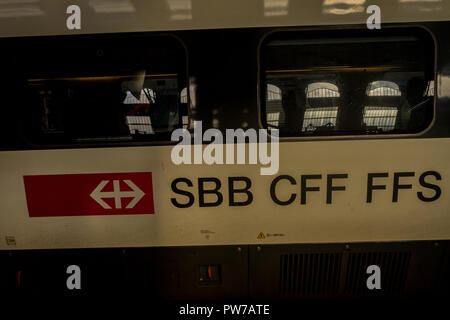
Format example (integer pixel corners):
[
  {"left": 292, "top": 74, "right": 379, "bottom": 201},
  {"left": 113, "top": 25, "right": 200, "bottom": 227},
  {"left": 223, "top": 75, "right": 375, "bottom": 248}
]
[{"left": 90, "top": 180, "right": 145, "bottom": 209}]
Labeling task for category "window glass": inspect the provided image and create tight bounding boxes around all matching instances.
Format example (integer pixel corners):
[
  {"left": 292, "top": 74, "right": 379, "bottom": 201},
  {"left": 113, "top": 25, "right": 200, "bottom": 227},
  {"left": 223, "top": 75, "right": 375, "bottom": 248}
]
[
  {"left": 261, "top": 29, "right": 435, "bottom": 136},
  {"left": 1, "top": 34, "right": 187, "bottom": 145},
  {"left": 266, "top": 84, "right": 283, "bottom": 128}
]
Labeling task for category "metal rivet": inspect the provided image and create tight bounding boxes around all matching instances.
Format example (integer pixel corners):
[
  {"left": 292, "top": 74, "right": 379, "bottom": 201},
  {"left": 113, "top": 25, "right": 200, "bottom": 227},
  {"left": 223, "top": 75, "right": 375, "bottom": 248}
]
[
  {"left": 345, "top": 244, "right": 350, "bottom": 250},
  {"left": 237, "top": 247, "right": 242, "bottom": 252},
  {"left": 257, "top": 246, "right": 261, "bottom": 252},
  {"left": 434, "top": 242, "right": 439, "bottom": 247}
]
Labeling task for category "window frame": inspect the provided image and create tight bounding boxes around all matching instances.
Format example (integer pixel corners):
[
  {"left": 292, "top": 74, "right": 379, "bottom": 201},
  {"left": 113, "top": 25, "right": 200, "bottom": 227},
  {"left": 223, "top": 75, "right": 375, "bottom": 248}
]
[{"left": 257, "top": 25, "right": 437, "bottom": 141}]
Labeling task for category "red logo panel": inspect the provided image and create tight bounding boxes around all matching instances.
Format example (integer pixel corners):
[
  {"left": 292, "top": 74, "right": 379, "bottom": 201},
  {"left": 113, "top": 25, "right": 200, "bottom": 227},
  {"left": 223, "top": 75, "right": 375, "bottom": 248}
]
[{"left": 23, "top": 172, "right": 155, "bottom": 217}]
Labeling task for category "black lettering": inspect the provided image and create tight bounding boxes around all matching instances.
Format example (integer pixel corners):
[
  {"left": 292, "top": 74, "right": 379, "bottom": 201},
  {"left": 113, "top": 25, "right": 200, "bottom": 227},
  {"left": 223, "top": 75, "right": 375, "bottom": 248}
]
[
  {"left": 170, "top": 178, "right": 194, "bottom": 208},
  {"left": 393, "top": 172, "right": 415, "bottom": 202},
  {"left": 270, "top": 175, "right": 296, "bottom": 206},
  {"left": 198, "top": 177, "right": 223, "bottom": 207},
  {"left": 301, "top": 175, "right": 322, "bottom": 205},
  {"left": 417, "top": 171, "right": 442, "bottom": 202},
  {"left": 326, "top": 174, "right": 348, "bottom": 204},
  {"left": 228, "top": 177, "right": 253, "bottom": 206},
  {"left": 367, "top": 173, "right": 388, "bottom": 203}
]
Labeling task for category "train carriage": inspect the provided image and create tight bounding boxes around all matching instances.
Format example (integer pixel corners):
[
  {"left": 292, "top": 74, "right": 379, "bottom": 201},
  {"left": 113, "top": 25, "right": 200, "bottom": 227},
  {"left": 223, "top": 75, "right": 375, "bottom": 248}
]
[{"left": 0, "top": 0, "right": 449, "bottom": 299}]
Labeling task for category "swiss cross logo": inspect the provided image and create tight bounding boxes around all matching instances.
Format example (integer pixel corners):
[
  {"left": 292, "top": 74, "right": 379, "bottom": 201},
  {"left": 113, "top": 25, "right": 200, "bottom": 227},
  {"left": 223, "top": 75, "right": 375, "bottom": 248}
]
[
  {"left": 23, "top": 172, "right": 155, "bottom": 217},
  {"left": 90, "top": 180, "right": 145, "bottom": 209}
]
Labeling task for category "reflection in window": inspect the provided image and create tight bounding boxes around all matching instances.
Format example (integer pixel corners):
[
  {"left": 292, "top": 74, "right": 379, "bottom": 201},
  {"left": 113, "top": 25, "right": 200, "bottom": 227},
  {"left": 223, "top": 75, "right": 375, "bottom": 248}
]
[
  {"left": 121, "top": 77, "right": 179, "bottom": 135},
  {"left": 126, "top": 116, "right": 154, "bottom": 134},
  {"left": 426, "top": 80, "right": 435, "bottom": 96},
  {"left": 179, "top": 87, "right": 192, "bottom": 129},
  {"left": 302, "top": 107, "right": 338, "bottom": 132},
  {"left": 123, "top": 88, "right": 156, "bottom": 104},
  {"left": 9, "top": 34, "right": 187, "bottom": 145},
  {"left": 266, "top": 84, "right": 283, "bottom": 128},
  {"left": 180, "top": 87, "right": 188, "bottom": 103},
  {"left": 267, "top": 83, "right": 282, "bottom": 100},
  {"left": 364, "top": 81, "right": 401, "bottom": 132},
  {"left": 267, "top": 112, "right": 280, "bottom": 127},
  {"left": 302, "top": 82, "right": 339, "bottom": 132},
  {"left": 122, "top": 88, "right": 154, "bottom": 135},
  {"left": 367, "top": 81, "right": 401, "bottom": 96},
  {"left": 261, "top": 30, "right": 434, "bottom": 136},
  {"left": 182, "top": 115, "right": 189, "bottom": 129},
  {"left": 363, "top": 106, "right": 398, "bottom": 132},
  {"left": 306, "top": 82, "right": 340, "bottom": 98}
]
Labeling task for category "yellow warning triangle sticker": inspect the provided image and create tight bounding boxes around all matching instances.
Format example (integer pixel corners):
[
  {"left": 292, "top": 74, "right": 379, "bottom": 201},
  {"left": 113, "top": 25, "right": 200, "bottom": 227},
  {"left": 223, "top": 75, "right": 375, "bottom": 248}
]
[{"left": 257, "top": 232, "right": 265, "bottom": 239}]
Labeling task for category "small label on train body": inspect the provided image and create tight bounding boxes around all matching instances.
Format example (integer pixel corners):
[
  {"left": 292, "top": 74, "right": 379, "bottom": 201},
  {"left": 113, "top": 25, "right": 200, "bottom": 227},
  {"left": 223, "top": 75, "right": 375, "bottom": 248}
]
[
  {"left": 23, "top": 172, "right": 155, "bottom": 217},
  {"left": 170, "top": 171, "right": 442, "bottom": 208}
]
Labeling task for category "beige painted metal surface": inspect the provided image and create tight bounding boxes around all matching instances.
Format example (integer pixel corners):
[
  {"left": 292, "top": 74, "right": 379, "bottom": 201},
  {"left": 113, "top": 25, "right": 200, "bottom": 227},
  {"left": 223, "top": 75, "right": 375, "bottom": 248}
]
[
  {"left": 0, "top": 138, "right": 449, "bottom": 249},
  {"left": 0, "top": 0, "right": 449, "bottom": 37}
]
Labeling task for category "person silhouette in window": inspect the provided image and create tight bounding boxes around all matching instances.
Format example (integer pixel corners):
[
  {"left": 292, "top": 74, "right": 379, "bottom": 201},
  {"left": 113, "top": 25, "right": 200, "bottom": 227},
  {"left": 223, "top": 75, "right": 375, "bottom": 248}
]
[{"left": 405, "top": 76, "right": 432, "bottom": 132}]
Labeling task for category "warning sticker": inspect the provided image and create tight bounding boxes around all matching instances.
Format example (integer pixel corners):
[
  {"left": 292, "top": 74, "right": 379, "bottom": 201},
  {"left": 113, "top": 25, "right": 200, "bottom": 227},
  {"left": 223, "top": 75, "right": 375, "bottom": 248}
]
[{"left": 257, "top": 232, "right": 266, "bottom": 239}]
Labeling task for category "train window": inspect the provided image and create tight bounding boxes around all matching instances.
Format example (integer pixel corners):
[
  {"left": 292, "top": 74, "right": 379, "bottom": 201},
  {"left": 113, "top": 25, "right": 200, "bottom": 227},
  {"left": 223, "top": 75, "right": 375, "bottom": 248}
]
[
  {"left": 260, "top": 28, "right": 435, "bottom": 137},
  {"left": 0, "top": 34, "right": 187, "bottom": 146}
]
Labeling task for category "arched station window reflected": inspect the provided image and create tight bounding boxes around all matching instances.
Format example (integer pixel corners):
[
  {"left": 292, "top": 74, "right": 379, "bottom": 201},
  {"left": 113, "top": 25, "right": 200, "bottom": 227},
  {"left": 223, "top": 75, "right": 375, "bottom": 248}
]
[
  {"left": 302, "top": 82, "right": 339, "bottom": 132},
  {"left": 266, "top": 84, "right": 283, "bottom": 128}
]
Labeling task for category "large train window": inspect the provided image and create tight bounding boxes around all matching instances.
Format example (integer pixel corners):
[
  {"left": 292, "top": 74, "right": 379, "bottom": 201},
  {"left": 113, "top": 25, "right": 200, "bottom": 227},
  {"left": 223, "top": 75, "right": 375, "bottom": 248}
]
[
  {"left": 260, "top": 28, "right": 435, "bottom": 137},
  {"left": 0, "top": 34, "right": 187, "bottom": 146}
]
